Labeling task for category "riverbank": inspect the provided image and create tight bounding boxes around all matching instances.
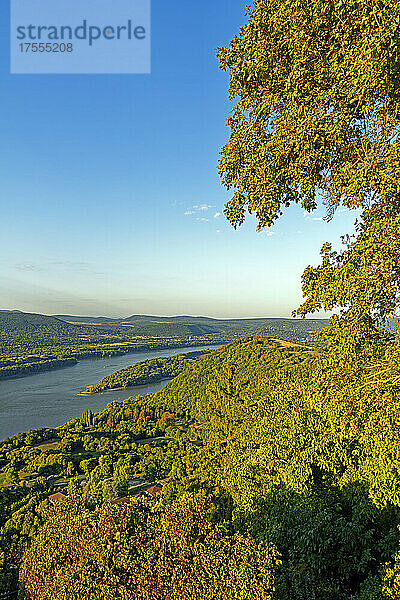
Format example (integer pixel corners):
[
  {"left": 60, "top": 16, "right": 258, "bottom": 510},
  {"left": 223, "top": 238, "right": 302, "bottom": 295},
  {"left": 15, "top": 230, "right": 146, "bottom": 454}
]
[
  {"left": 0, "top": 357, "right": 79, "bottom": 382},
  {"left": 78, "top": 377, "right": 173, "bottom": 396},
  {"left": 0, "top": 340, "right": 221, "bottom": 382},
  {"left": 79, "top": 377, "right": 173, "bottom": 396}
]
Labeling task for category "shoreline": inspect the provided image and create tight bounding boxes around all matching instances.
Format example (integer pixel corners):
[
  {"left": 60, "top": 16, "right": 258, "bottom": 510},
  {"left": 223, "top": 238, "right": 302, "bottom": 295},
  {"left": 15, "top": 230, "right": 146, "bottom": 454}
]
[
  {"left": 0, "top": 341, "right": 223, "bottom": 383},
  {"left": 78, "top": 377, "right": 173, "bottom": 396},
  {"left": 0, "top": 359, "right": 79, "bottom": 383}
]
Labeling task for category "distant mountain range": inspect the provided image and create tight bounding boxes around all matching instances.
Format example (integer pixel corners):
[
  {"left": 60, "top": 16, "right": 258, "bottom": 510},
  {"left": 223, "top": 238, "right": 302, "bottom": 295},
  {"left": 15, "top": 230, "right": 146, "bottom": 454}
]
[
  {"left": 0, "top": 310, "right": 330, "bottom": 341},
  {"left": 54, "top": 313, "right": 327, "bottom": 325},
  {"left": 54, "top": 313, "right": 329, "bottom": 339}
]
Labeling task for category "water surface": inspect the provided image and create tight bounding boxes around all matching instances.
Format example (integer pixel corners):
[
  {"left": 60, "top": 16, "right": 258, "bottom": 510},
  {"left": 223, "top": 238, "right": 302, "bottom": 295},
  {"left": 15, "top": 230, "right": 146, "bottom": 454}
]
[{"left": 0, "top": 345, "right": 221, "bottom": 440}]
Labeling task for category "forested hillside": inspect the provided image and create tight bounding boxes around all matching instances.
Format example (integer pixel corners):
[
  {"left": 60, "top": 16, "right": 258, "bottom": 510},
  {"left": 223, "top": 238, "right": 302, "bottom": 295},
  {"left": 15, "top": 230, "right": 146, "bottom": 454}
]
[
  {"left": 0, "top": 337, "right": 313, "bottom": 596},
  {"left": 139, "top": 337, "right": 318, "bottom": 416},
  {"left": 2, "top": 335, "right": 400, "bottom": 598},
  {"left": 0, "top": 311, "right": 78, "bottom": 335}
]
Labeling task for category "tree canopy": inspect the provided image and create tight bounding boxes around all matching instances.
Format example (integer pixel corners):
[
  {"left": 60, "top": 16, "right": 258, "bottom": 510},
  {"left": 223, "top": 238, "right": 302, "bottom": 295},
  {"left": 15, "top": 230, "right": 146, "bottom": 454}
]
[
  {"left": 219, "top": 0, "right": 400, "bottom": 345},
  {"left": 19, "top": 496, "right": 279, "bottom": 600}
]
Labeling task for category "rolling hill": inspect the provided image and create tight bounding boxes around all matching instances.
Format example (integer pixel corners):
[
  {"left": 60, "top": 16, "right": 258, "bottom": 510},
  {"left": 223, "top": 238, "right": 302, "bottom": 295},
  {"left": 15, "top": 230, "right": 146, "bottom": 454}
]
[
  {"left": 54, "top": 313, "right": 329, "bottom": 340},
  {"left": 139, "top": 336, "right": 320, "bottom": 417},
  {"left": 0, "top": 311, "right": 79, "bottom": 335}
]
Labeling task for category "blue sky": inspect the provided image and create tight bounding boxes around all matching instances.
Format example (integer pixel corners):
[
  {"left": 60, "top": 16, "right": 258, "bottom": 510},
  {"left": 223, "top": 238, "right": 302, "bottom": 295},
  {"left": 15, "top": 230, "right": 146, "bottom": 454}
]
[{"left": 0, "top": 0, "right": 358, "bottom": 318}]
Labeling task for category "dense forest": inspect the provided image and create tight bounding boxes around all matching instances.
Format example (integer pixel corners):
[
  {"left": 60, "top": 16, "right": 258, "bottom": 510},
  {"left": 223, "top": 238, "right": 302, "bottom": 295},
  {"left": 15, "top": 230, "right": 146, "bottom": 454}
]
[
  {"left": 1, "top": 334, "right": 400, "bottom": 598},
  {"left": 0, "top": 337, "right": 317, "bottom": 596}
]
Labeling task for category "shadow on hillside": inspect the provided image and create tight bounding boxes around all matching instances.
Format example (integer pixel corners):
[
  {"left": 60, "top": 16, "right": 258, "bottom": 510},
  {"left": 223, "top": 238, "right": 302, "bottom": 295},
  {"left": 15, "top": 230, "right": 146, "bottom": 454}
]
[{"left": 233, "top": 481, "right": 400, "bottom": 600}]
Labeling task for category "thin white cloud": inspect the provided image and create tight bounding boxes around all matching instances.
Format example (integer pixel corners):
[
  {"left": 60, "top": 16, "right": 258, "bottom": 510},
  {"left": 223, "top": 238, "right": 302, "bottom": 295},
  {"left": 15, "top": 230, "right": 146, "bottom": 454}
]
[
  {"left": 14, "top": 264, "right": 40, "bottom": 272},
  {"left": 184, "top": 204, "right": 213, "bottom": 220},
  {"left": 193, "top": 204, "right": 211, "bottom": 211},
  {"left": 303, "top": 211, "right": 325, "bottom": 222},
  {"left": 216, "top": 229, "right": 221, "bottom": 234},
  {"left": 214, "top": 212, "right": 221, "bottom": 219}
]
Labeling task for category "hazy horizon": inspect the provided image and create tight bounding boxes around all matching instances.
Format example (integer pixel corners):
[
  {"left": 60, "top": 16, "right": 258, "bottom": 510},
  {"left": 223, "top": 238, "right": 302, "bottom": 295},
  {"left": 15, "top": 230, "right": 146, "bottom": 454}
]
[{"left": 0, "top": 307, "right": 329, "bottom": 321}]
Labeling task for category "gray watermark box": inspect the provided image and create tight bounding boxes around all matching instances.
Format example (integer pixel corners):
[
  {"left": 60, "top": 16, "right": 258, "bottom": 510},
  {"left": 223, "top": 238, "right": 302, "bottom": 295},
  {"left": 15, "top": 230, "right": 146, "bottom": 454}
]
[{"left": 11, "top": 0, "right": 151, "bottom": 74}]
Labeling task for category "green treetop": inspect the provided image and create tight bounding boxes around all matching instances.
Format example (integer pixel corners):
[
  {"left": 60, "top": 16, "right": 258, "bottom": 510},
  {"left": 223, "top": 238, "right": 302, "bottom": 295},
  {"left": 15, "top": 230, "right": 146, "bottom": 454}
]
[{"left": 219, "top": 0, "right": 400, "bottom": 346}]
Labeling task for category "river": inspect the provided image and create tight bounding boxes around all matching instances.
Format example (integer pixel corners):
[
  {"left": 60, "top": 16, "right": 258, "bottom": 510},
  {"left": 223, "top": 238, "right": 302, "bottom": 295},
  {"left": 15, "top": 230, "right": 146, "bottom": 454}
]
[{"left": 0, "top": 344, "right": 223, "bottom": 440}]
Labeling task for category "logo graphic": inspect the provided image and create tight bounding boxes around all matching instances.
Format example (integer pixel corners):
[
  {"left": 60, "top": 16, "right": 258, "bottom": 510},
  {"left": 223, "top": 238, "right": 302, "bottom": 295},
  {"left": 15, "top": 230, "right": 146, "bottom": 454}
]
[{"left": 11, "top": 0, "right": 151, "bottom": 74}]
